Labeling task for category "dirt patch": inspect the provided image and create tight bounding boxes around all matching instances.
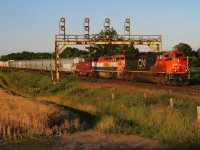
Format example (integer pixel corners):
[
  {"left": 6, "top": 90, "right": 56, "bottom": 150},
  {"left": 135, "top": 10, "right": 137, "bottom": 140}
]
[{"left": 51, "top": 130, "right": 169, "bottom": 150}]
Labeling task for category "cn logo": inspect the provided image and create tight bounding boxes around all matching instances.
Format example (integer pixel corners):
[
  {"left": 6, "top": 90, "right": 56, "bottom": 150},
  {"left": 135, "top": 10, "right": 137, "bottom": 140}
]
[{"left": 138, "top": 59, "right": 146, "bottom": 69}]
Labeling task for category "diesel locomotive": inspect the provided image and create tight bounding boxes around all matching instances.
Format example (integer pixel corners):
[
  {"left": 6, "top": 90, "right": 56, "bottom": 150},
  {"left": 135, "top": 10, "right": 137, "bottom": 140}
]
[{"left": 76, "top": 50, "right": 190, "bottom": 85}]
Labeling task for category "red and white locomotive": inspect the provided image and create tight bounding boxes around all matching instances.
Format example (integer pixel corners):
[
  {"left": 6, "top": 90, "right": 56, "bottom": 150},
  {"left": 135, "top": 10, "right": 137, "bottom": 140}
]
[{"left": 76, "top": 50, "right": 190, "bottom": 85}]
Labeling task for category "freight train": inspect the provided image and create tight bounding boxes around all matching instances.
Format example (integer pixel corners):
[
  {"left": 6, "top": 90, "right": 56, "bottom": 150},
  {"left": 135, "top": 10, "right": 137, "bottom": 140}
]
[{"left": 0, "top": 50, "right": 190, "bottom": 85}]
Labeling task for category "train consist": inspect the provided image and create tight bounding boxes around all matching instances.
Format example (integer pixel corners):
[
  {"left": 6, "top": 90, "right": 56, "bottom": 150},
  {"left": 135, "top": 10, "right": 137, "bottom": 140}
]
[{"left": 0, "top": 50, "right": 190, "bottom": 85}]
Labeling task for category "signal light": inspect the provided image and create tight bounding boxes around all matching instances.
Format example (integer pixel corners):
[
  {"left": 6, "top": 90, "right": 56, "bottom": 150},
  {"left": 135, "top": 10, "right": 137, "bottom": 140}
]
[
  {"left": 126, "top": 18, "right": 130, "bottom": 23},
  {"left": 124, "top": 18, "right": 130, "bottom": 37},
  {"left": 83, "top": 18, "right": 90, "bottom": 38},
  {"left": 105, "top": 18, "right": 110, "bottom": 23},
  {"left": 85, "top": 26, "right": 89, "bottom": 31},
  {"left": 85, "top": 18, "right": 90, "bottom": 23},
  {"left": 60, "top": 17, "right": 65, "bottom": 22},
  {"left": 126, "top": 26, "right": 130, "bottom": 31},
  {"left": 61, "top": 26, "right": 65, "bottom": 31},
  {"left": 105, "top": 26, "right": 110, "bottom": 31}
]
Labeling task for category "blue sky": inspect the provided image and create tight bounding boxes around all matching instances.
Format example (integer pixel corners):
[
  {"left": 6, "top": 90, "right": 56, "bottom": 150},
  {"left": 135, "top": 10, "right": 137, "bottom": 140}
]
[{"left": 0, "top": 0, "right": 200, "bottom": 56}]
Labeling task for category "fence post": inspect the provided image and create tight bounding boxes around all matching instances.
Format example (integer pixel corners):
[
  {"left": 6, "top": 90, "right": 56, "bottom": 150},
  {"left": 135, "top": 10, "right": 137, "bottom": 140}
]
[
  {"left": 144, "top": 93, "right": 147, "bottom": 98},
  {"left": 112, "top": 93, "right": 115, "bottom": 100},
  {"left": 197, "top": 106, "right": 200, "bottom": 123},
  {"left": 169, "top": 98, "right": 173, "bottom": 108}
]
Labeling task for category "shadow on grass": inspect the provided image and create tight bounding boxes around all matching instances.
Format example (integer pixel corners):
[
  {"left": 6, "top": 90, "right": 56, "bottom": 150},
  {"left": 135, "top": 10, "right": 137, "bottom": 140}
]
[
  {"left": 190, "top": 79, "right": 200, "bottom": 85},
  {"left": 190, "top": 72, "right": 200, "bottom": 85},
  {"left": 45, "top": 101, "right": 99, "bottom": 131}
]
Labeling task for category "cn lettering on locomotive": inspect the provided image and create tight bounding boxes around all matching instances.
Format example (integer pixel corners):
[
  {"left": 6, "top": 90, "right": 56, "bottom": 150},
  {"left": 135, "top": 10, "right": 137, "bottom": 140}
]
[{"left": 138, "top": 59, "right": 146, "bottom": 69}]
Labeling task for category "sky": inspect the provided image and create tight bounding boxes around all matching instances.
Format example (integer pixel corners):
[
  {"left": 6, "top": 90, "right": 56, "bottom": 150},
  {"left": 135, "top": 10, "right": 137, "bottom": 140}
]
[{"left": 0, "top": 0, "right": 200, "bottom": 56}]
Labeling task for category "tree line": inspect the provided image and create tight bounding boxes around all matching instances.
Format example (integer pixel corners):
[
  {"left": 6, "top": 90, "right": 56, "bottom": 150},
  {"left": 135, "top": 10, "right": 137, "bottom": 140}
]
[
  {"left": 173, "top": 43, "right": 200, "bottom": 67},
  {"left": 0, "top": 28, "right": 200, "bottom": 67}
]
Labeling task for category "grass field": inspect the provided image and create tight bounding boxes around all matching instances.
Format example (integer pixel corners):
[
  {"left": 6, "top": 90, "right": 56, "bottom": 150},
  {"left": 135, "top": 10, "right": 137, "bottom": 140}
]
[
  {"left": 190, "top": 67, "right": 200, "bottom": 84},
  {"left": 0, "top": 68, "right": 200, "bottom": 149}
]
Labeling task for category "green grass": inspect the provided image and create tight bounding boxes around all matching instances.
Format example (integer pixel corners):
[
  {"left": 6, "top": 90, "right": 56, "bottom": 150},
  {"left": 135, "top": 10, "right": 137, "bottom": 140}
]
[
  {"left": 190, "top": 67, "right": 200, "bottom": 84},
  {"left": 1, "top": 68, "right": 200, "bottom": 149},
  {"left": 0, "top": 136, "right": 54, "bottom": 150}
]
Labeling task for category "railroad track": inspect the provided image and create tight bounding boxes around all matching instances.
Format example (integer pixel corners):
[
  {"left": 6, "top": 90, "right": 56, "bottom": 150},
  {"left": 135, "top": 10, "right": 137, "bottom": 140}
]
[
  {"left": 1, "top": 68, "right": 200, "bottom": 96},
  {"left": 78, "top": 76, "right": 200, "bottom": 96}
]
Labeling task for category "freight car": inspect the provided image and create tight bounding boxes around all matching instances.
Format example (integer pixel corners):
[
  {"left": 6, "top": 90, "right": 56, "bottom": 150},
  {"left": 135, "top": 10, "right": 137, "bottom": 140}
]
[
  {"left": 76, "top": 50, "right": 190, "bottom": 85},
  {"left": 0, "top": 61, "right": 10, "bottom": 67},
  {"left": 9, "top": 57, "right": 84, "bottom": 72}
]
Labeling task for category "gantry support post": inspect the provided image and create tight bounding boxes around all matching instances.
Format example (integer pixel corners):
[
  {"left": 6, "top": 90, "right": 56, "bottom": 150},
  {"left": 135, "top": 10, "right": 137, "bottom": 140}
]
[
  {"left": 148, "top": 43, "right": 162, "bottom": 52},
  {"left": 55, "top": 42, "right": 69, "bottom": 82},
  {"left": 55, "top": 41, "right": 60, "bottom": 82}
]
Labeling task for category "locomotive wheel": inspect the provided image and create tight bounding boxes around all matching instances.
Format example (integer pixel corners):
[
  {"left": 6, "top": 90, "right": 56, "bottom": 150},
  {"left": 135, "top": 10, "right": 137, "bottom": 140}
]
[
  {"left": 112, "top": 72, "right": 118, "bottom": 79},
  {"left": 90, "top": 72, "right": 99, "bottom": 82}
]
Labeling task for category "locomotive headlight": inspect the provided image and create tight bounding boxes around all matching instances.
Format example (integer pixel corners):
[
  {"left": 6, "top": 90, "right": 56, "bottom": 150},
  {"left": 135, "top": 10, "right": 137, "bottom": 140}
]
[
  {"left": 175, "top": 70, "right": 177, "bottom": 72},
  {"left": 185, "top": 69, "right": 188, "bottom": 72}
]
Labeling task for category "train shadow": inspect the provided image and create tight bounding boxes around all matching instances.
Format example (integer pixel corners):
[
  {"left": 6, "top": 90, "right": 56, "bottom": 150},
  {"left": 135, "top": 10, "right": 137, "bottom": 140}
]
[{"left": 190, "top": 79, "right": 200, "bottom": 85}]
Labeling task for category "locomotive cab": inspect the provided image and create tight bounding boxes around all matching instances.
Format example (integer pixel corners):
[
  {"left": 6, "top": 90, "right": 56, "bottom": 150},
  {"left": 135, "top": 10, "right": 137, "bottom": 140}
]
[
  {"left": 163, "top": 51, "right": 190, "bottom": 85},
  {"left": 164, "top": 51, "right": 188, "bottom": 73},
  {"left": 151, "top": 50, "right": 190, "bottom": 85}
]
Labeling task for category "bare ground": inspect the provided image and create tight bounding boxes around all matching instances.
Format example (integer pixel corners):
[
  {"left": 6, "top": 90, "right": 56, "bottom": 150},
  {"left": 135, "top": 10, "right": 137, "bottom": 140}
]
[{"left": 51, "top": 130, "right": 169, "bottom": 150}]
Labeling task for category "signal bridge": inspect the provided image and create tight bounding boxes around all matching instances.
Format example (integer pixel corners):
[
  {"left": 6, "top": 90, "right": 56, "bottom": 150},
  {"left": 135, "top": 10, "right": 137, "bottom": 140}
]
[{"left": 55, "top": 18, "right": 162, "bottom": 81}]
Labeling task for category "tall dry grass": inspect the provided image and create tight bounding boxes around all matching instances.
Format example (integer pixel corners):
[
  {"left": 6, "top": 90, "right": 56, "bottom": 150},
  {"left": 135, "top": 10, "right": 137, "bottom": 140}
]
[{"left": 0, "top": 89, "right": 81, "bottom": 140}]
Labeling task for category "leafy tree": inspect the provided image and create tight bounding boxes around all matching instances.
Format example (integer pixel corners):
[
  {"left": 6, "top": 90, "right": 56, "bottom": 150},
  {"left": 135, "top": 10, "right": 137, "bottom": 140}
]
[
  {"left": 189, "top": 57, "right": 200, "bottom": 67},
  {"left": 0, "top": 51, "right": 51, "bottom": 61},
  {"left": 86, "top": 28, "right": 139, "bottom": 58},
  {"left": 60, "top": 47, "right": 88, "bottom": 58},
  {"left": 197, "top": 48, "right": 200, "bottom": 57},
  {"left": 173, "top": 43, "right": 192, "bottom": 56}
]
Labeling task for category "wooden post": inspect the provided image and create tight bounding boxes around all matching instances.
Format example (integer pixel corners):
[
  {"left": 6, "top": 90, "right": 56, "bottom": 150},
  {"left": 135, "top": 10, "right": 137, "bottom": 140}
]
[
  {"left": 169, "top": 98, "right": 173, "bottom": 108},
  {"left": 144, "top": 93, "right": 147, "bottom": 98},
  {"left": 112, "top": 93, "right": 115, "bottom": 100},
  {"left": 197, "top": 106, "right": 200, "bottom": 123}
]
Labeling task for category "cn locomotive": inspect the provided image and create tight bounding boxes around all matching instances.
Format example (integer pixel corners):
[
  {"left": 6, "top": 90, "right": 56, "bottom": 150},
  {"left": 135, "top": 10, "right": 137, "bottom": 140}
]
[{"left": 76, "top": 50, "right": 190, "bottom": 85}]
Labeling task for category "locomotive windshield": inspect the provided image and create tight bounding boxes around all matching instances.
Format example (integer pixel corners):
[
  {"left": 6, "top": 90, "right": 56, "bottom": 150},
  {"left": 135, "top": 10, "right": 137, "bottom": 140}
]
[
  {"left": 164, "top": 54, "right": 174, "bottom": 60},
  {"left": 175, "top": 53, "right": 183, "bottom": 58},
  {"left": 116, "top": 57, "right": 124, "bottom": 60}
]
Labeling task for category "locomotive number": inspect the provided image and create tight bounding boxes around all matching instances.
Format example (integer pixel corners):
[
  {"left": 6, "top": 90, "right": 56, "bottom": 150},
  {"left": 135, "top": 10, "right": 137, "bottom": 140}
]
[{"left": 138, "top": 59, "right": 146, "bottom": 69}]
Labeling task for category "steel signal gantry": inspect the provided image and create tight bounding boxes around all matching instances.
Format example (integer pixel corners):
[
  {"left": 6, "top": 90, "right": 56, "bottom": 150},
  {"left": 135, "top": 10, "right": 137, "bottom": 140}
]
[{"left": 55, "top": 18, "right": 162, "bottom": 81}]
